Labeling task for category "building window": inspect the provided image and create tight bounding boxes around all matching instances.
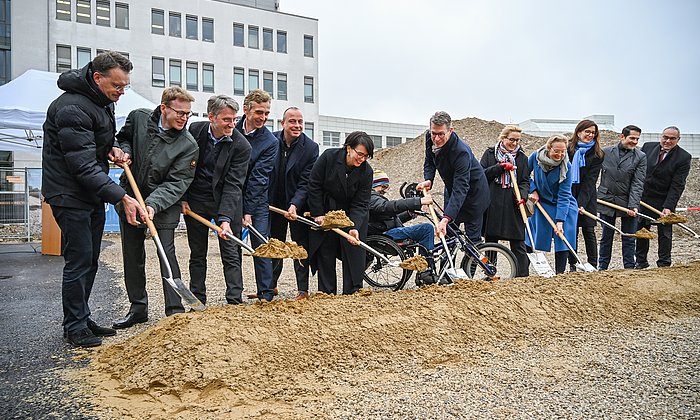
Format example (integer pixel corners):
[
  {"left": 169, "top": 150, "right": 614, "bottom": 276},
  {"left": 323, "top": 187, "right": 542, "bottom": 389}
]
[
  {"left": 152, "top": 57, "right": 165, "bottom": 87},
  {"left": 277, "top": 30, "right": 287, "bottom": 53},
  {"left": 277, "top": 73, "right": 287, "bottom": 101},
  {"left": 304, "top": 35, "right": 314, "bottom": 57},
  {"left": 304, "top": 76, "right": 314, "bottom": 103},
  {"left": 233, "top": 23, "right": 244, "bottom": 47},
  {"left": 186, "top": 15, "right": 197, "bottom": 40},
  {"left": 169, "top": 59, "right": 181, "bottom": 86},
  {"left": 265, "top": 120, "right": 274, "bottom": 132},
  {"left": 323, "top": 131, "right": 340, "bottom": 147},
  {"left": 304, "top": 122, "right": 314, "bottom": 140},
  {"left": 56, "top": 44, "right": 71, "bottom": 73},
  {"left": 248, "top": 69, "right": 259, "bottom": 91},
  {"left": 262, "top": 28, "right": 273, "bottom": 51},
  {"left": 151, "top": 9, "right": 164, "bottom": 35},
  {"left": 77, "top": 47, "right": 91, "bottom": 68},
  {"left": 186, "top": 61, "right": 198, "bottom": 91},
  {"left": 386, "top": 136, "right": 402, "bottom": 147},
  {"left": 115, "top": 3, "right": 128, "bottom": 29},
  {"left": 95, "top": 0, "right": 110, "bottom": 26},
  {"left": 369, "top": 135, "right": 382, "bottom": 149},
  {"left": 233, "top": 67, "right": 244, "bottom": 95},
  {"left": 202, "top": 63, "right": 214, "bottom": 92},
  {"left": 56, "top": 0, "right": 71, "bottom": 21},
  {"left": 0, "top": 51, "right": 9, "bottom": 85},
  {"left": 169, "top": 12, "right": 181, "bottom": 37},
  {"left": 248, "top": 26, "right": 258, "bottom": 49},
  {"left": 76, "top": 0, "right": 91, "bottom": 24},
  {"left": 202, "top": 18, "right": 214, "bottom": 42},
  {"left": 263, "top": 71, "right": 273, "bottom": 97}
]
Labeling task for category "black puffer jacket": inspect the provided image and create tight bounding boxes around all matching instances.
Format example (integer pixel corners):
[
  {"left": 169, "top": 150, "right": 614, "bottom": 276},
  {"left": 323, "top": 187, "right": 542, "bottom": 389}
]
[
  {"left": 42, "top": 63, "right": 125, "bottom": 209},
  {"left": 368, "top": 190, "right": 421, "bottom": 235}
]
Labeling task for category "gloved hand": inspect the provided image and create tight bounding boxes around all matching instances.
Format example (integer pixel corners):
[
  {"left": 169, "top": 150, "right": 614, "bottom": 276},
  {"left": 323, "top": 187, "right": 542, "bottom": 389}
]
[
  {"left": 516, "top": 198, "right": 525, "bottom": 206},
  {"left": 500, "top": 162, "right": 514, "bottom": 171}
]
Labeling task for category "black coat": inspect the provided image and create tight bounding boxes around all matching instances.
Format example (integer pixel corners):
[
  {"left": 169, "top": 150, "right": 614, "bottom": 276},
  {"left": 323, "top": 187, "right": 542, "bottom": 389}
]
[
  {"left": 368, "top": 191, "right": 421, "bottom": 235},
  {"left": 235, "top": 117, "right": 278, "bottom": 215},
  {"left": 480, "top": 147, "right": 530, "bottom": 240},
  {"left": 185, "top": 121, "right": 251, "bottom": 234},
  {"left": 423, "top": 132, "right": 490, "bottom": 223},
  {"left": 42, "top": 63, "right": 125, "bottom": 209},
  {"left": 568, "top": 147, "right": 603, "bottom": 228},
  {"left": 640, "top": 142, "right": 692, "bottom": 212},
  {"left": 269, "top": 130, "right": 319, "bottom": 211}
]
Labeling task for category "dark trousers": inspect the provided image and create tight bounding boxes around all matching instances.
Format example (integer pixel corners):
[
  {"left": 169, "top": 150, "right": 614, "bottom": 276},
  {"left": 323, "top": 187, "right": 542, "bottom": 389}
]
[
  {"left": 269, "top": 211, "right": 310, "bottom": 292},
  {"left": 598, "top": 214, "right": 637, "bottom": 270},
  {"left": 486, "top": 236, "right": 529, "bottom": 277},
  {"left": 635, "top": 219, "right": 673, "bottom": 267},
  {"left": 250, "top": 209, "right": 274, "bottom": 301},
  {"left": 184, "top": 204, "right": 243, "bottom": 304},
  {"left": 456, "top": 213, "right": 484, "bottom": 243},
  {"left": 554, "top": 250, "right": 569, "bottom": 274},
  {"left": 569, "top": 226, "right": 597, "bottom": 268},
  {"left": 51, "top": 205, "right": 104, "bottom": 334},
  {"left": 119, "top": 220, "right": 184, "bottom": 316},
  {"left": 315, "top": 232, "right": 364, "bottom": 295}
]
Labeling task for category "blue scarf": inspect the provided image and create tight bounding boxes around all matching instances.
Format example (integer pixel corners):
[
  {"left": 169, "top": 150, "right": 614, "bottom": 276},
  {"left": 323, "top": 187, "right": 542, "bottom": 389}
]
[{"left": 570, "top": 140, "right": 595, "bottom": 184}]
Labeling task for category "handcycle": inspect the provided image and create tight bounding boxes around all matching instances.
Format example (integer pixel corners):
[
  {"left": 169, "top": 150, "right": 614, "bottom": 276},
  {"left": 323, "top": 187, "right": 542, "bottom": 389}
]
[{"left": 363, "top": 183, "right": 517, "bottom": 291}]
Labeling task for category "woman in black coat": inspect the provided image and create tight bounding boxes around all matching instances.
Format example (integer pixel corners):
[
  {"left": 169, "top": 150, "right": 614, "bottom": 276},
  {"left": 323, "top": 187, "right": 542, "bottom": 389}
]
[
  {"left": 307, "top": 131, "right": 374, "bottom": 295},
  {"left": 481, "top": 125, "right": 530, "bottom": 277},
  {"left": 567, "top": 119, "right": 604, "bottom": 270}
]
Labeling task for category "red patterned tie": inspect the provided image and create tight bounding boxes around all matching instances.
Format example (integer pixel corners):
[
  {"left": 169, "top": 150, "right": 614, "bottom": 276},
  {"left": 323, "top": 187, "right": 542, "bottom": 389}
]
[{"left": 658, "top": 149, "right": 667, "bottom": 163}]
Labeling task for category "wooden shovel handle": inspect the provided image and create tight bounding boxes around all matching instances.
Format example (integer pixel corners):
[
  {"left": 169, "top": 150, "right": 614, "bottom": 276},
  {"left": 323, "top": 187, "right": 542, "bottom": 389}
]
[
  {"left": 184, "top": 208, "right": 222, "bottom": 233},
  {"left": 534, "top": 201, "right": 564, "bottom": 239},
  {"left": 578, "top": 207, "right": 599, "bottom": 221},
  {"left": 423, "top": 191, "right": 444, "bottom": 238},
  {"left": 121, "top": 164, "right": 158, "bottom": 238},
  {"left": 596, "top": 199, "right": 630, "bottom": 214},
  {"left": 269, "top": 205, "right": 292, "bottom": 218},
  {"left": 639, "top": 201, "right": 663, "bottom": 216}
]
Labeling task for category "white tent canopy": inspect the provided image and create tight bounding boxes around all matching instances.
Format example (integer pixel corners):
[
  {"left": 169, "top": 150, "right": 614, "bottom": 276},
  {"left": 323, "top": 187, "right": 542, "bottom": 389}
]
[{"left": 0, "top": 69, "right": 156, "bottom": 131}]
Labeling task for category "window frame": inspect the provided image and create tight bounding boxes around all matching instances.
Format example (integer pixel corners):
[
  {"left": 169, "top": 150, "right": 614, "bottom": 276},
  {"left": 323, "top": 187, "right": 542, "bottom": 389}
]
[
  {"left": 262, "top": 71, "right": 273, "bottom": 98},
  {"left": 233, "top": 22, "right": 244, "bottom": 47},
  {"left": 151, "top": 8, "right": 164, "bottom": 35},
  {"left": 277, "top": 73, "right": 287, "bottom": 101},
  {"left": 248, "top": 25, "right": 259, "bottom": 49},
  {"left": 262, "top": 28, "right": 273, "bottom": 51},
  {"left": 276, "top": 30, "right": 287, "bottom": 53},
  {"left": 76, "top": 47, "right": 91, "bottom": 68},
  {"left": 169, "top": 12, "right": 181, "bottom": 37},
  {"left": 304, "top": 76, "right": 314, "bottom": 103},
  {"left": 169, "top": 59, "right": 182, "bottom": 86},
  {"left": 202, "top": 17, "right": 214, "bottom": 42},
  {"left": 76, "top": 0, "right": 91, "bottom": 24},
  {"left": 95, "top": 0, "right": 110, "bottom": 27},
  {"left": 56, "top": 0, "right": 71, "bottom": 21},
  {"left": 248, "top": 69, "right": 259, "bottom": 92},
  {"left": 186, "top": 14, "right": 198, "bottom": 40},
  {"left": 115, "top": 2, "right": 129, "bottom": 29},
  {"left": 233, "top": 67, "right": 245, "bottom": 96},
  {"left": 304, "top": 35, "right": 314, "bottom": 57},
  {"left": 186, "top": 61, "right": 198, "bottom": 91},
  {"left": 151, "top": 56, "right": 166, "bottom": 88},
  {"left": 56, "top": 44, "right": 72, "bottom": 73},
  {"left": 202, "top": 63, "right": 214, "bottom": 92}
]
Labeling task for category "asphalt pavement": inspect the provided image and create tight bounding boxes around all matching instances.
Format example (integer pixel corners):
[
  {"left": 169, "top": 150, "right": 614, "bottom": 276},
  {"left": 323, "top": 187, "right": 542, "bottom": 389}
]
[{"left": 0, "top": 241, "right": 122, "bottom": 419}]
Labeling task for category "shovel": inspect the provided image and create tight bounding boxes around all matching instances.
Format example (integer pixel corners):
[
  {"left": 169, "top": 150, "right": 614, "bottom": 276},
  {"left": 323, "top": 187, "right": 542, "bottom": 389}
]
[
  {"left": 509, "top": 170, "right": 555, "bottom": 278},
  {"left": 246, "top": 223, "right": 269, "bottom": 244},
  {"left": 639, "top": 201, "right": 700, "bottom": 239},
  {"left": 424, "top": 196, "right": 468, "bottom": 281},
  {"left": 269, "top": 205, "right": 402, "bottom": 268},
  {"left": 597, "top": 199, "right": 658, "bottom": 224},
  {"left": 183, "top": 209, "right": 255, "bottom": 253},
  {"left": 121, "top": 165, "right": 205, "bottom": 311},
  {"left": 534, "top": 201, "right": 596, "bottom": 272},
  {"left": 578, "top": 208, "right": 638, "bottom": 238}
]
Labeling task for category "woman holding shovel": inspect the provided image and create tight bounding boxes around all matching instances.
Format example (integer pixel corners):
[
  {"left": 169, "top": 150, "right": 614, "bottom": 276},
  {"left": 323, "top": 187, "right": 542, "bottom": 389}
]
[
  {"left": 480, "top": 125, "right": 530, "bottom": 277},
  {"left": 526, "top": 135, "right": 579, "bottom": 274}
]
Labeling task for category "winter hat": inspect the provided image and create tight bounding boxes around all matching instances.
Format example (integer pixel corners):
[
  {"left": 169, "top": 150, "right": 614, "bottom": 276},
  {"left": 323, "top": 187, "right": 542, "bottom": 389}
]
[{"left": 372, "top": 170, "right": 390, "bottom": 188}]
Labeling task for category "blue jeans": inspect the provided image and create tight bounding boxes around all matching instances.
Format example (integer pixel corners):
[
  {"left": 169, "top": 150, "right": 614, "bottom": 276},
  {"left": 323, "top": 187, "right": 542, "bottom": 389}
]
[
  {"left": 598, "top": 214, "right": 637, "bottom": 270},
  {"left": 385, "top": 223, "right": 435, "bottom": 253}
]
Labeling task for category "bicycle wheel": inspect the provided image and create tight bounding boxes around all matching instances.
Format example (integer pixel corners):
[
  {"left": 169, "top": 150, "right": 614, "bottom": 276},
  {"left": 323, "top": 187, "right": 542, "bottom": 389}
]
[
  {"left": 461, "top": 242, "right": 517, "bottom": 281},
  {"left": 363, "top": 235, "right": 411, "bottom": 291}
]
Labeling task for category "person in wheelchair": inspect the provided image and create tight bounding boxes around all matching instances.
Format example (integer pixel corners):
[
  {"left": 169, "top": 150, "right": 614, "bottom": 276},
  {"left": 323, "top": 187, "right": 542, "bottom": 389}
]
[{"left": 368, "top": 170, "right": 438, "bottom": 285}]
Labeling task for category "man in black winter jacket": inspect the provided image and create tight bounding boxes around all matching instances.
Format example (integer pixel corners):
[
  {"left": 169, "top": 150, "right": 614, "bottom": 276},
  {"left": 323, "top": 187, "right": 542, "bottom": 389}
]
[{"left": 42, "top": 51, "right": 145, "bottom": 347}]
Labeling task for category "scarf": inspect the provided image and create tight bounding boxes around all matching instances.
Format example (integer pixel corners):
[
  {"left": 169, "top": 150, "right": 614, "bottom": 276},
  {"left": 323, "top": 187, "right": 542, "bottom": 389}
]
[
  {"left": 569, "top": 140, "right": 595, "bottom": 184},
  {"left": 495, "top": 141, "right": 519, "bottom": 188},
  {"left": 536, "top": 146, "right": 569, "bottom": 184}
]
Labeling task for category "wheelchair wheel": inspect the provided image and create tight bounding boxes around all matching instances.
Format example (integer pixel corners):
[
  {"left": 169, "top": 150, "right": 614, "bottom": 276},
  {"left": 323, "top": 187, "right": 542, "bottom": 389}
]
[
  {"left": 461, "top": 242, "right": 517, "bottom": 281},
  {"left": 363, "top": 235, "right": 411, "bottom": 291}
]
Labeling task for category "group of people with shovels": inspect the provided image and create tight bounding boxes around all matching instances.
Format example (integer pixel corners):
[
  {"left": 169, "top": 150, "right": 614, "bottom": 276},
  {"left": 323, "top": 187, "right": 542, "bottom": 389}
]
[{"left": 43, "top": 51, "right": 694, "bottom": 348}]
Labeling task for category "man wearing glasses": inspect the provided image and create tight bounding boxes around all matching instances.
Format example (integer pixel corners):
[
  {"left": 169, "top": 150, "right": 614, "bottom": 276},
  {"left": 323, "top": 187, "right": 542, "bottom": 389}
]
[
  {"left": 43, "top": 51, "right": 146, "bottom": 347},
  {"left": 112, "top": 86, "right": 199, "bottom": 328},
  {"left": 417, "top": 111, "right": 490, "bottom": 244},
  {"left": 635, "top": 126, "right": 691, "bottom": 269}
]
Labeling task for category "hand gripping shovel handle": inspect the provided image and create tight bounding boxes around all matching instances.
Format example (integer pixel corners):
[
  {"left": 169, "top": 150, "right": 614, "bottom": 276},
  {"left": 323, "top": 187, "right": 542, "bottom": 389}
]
[
  {"left": 424, "top": 193, "right": 461, "bottom": 275},
  {"left": 184, "top": 209, "right": 255, "bottom": 253},
  {"left": 121, "top": 164, "right": 205, "bottom": 311},
  {"left": 597, "top": 199, "right": 657, "bottom": 223},
  {"left": 640, "top": 201, "right": 700, "bottom": 238},
  {"left": 509, "top": 170, "right": 536, "bottom": 245},
  {"left": 534, "top": 201, "right": 594, "bottom": 271}
]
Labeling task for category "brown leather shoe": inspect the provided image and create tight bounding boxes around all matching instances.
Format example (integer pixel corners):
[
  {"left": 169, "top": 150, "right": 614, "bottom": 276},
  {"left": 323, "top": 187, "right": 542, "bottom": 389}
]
[
  {"left": 248, "top": 288, "right": 279, "bottom": 299},
  {"left": 294, "top": 291, "right": 309, "bottom": 300}
]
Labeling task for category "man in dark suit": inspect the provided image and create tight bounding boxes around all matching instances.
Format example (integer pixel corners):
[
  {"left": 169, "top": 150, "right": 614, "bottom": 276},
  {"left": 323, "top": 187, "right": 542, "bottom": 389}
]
[
  {"left": 182, "top": 95, "right": 251, "bottom": 305},
  {"left": 635, "top": 126, "right": 692, "bottom": 268},
  {"left": 266, "top": 107, "right": 319, "bottom": 300},
  {"left": 236, "top": 89, "right": 278, "bottom": 302},
  {"left": 417, "top": 111, "right": 490, "bottom": 243}
]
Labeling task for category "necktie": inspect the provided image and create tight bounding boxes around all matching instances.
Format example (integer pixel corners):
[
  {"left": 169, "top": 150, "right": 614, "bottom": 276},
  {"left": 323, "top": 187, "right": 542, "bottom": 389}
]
[{"left": 658, "top": 149, "right": 667, "bottom": 163}]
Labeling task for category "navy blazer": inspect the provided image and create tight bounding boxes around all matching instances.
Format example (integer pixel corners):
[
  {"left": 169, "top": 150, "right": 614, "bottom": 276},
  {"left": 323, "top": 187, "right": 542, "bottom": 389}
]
[
  {"left": 235, "top": 117, "right": 278, "bottom": 215},
  {"left": 640, "top": 141, "right": 691, "bottom": 211},
  {"left": 270, "top": 130, "right": 319, "bottom": 211},
  {"left": 185, "top": 121, "right": 251, "bottom": 231},
  {"left": 423, "top": 131, "right": 490, "bottom": 222}
]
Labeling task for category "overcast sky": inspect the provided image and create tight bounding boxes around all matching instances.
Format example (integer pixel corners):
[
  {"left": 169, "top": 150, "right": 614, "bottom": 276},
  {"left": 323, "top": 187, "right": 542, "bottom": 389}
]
[{"left": 282, "top": 0, "right": 700, "bottom": 134}]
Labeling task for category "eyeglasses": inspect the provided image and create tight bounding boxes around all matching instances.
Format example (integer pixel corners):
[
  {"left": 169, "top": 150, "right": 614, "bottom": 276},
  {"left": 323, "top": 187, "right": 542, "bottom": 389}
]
[
  {"left": 166, "top": 105, "right": 193, "bottom": 119},
  {"left": 582, "top": 130, "right": 596, "bottom": 136},
  {"left": 431, "top": 131, "right": 450, "bottom": 139},
  {"left": 96, "top": 72, "right": 130, "bottom": 91},
  {"left": 352, "top": 147, "right": 370, "bottom": 160},
  {"left": 505, "top": 137, "right": 520, "bottom": 143},
  {"left": 661, "top": 135, "right": 679, "bottom": 141}
]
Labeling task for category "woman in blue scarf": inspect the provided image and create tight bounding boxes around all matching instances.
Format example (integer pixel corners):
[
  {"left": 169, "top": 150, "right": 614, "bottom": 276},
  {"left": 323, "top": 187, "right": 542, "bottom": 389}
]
[{"left": 567, "top": 119, "right": 604, "bottom": 271}]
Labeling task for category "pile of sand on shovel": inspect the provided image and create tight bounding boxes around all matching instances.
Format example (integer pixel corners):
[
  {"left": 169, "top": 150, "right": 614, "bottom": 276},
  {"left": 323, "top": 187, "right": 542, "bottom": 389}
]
[
  {"left": 657, "top": 213, "right": 688, "bottom": 224},
  {"left": 634, "top": 227, "right": 656, "bottom": 239},
  {"left": 399, "top": 255, "right": 428, "bottom": 271},
  {"left": 320, "top": 210, "right": 354, "bottom": 229},
  {"left": 251, "top": 238, "right": 308, "bottom": 259}
]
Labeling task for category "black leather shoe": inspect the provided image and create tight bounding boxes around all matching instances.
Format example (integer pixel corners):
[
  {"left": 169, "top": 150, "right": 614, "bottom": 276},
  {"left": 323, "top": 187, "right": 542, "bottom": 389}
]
[
  {"left": 65, "top": 327, "right": 101, "bottom": 348},
  {"left": 112, "top": 312, "right": 148, "bottom": 329},
  {"left": 634, "top": 262, "right": 650, "bottom": 270},
  {"left": 87, "top": 319, "right": 117, "bottom": 337}
]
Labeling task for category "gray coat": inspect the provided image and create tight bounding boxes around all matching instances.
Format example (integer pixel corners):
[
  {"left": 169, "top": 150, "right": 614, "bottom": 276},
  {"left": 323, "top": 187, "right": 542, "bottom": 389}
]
[{"left": 597, "top": 143, "right": 646, "bottom": 217}]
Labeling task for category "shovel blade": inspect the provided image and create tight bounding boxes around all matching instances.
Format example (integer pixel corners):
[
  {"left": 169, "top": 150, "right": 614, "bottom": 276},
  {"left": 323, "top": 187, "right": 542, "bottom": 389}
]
[
  {"left": 527, "top": 253, "right": 556, "bottom": 278},
  {"left": 166, "top": 276, "right": 206, "bottom": 311},
  {"left": 446, "top": 267, "right": 469, "bottom": 280},
  {"left": 577, "top": 262, "right": 597, "bottom": 272}
]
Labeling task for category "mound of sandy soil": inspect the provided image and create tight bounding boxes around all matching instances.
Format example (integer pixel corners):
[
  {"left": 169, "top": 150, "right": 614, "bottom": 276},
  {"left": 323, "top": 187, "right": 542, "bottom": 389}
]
[{"left": 82, "top": 263, "right": 700, "bottom": 418}]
